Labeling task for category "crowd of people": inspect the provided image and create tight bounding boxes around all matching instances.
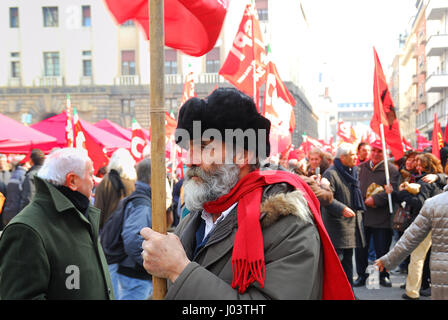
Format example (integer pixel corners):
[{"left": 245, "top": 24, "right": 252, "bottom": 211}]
[
  {"left": 281, "top": 138, "right": 448, "bottom": 300},
  {"left": 0, "top": 87, "right": 446, "bottom": 300}
]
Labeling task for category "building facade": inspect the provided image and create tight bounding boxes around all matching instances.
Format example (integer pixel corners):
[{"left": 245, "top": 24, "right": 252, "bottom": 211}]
[
  {"left": 0, "top": 0, "right": 318, "bottom": 150},
  {"left": 419, "top": 0, "right": 448, "bottom": 138},
  {"left": 392, "top": 0, "right": 448, "bottom": 143},
  {"left": 336, "top": 102, "right": 374, "bottom": 142}
]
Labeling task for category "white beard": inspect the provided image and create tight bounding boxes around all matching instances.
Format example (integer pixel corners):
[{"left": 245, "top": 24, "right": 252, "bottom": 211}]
[{"left": 183, "top": 164, "right": 240, "bottom": 212}]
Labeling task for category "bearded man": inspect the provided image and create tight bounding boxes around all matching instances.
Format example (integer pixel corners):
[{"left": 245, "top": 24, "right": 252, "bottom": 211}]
[{"left": 140, "top": 88, "right": 353, "bottom": 300}]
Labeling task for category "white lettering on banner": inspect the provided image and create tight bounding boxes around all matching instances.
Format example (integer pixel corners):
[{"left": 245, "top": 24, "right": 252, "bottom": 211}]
[
  {"left": 254, "top": 65, "right": 266, "bottom": 82},
  {"left": 236, "top": 63, "right": 253, "bottom": 84},
  {"left": 75, "top": 131, "right": 86, "bottom": 149},
  {"left": 265, "top": 73, "right": 276, "bottom": 106},
  {"left": 243, "top": 19, "right": 253, "bottom": 38},
  {"left": 131, "top": 136, "right": 145, "bottom": 159},
  {"left": 229, "top": 45, "right": 245, "bottom": 61},
  {"left": 234, "top": 30, "right": 252, "bottom": 48}
]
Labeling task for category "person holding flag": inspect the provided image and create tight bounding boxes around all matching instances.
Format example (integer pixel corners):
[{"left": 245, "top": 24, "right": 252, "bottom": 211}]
[
  {"left": 354, "top": 140, "right": 400, "bottom": 288},
  {"left": 139, "top": 87, "right": 354, "bottom": 300}
]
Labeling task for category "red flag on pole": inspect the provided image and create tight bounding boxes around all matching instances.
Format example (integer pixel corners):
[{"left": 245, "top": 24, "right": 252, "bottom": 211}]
[
  {"left": 371, "top": 47, "right": 404, "bottom": 160},
  {"left": 73, "top": 108, "right": 109, "bottom": 172},
  {"left": 103, "top": 0, "right": 228, "bottom": 57},
  {"left": 262, "top": 59, "right": 296, "bottom": 155},
  {"left": 165, "top": 112, "right": 178, "bottom": 137},
  {"left": 218, "top": 2, "right": 268, "bottom": 106},
  {"left": 131, "top": 118, "right": 150, "bottom": 162},
  {"left": 416, "top": 129, "right": 431, "bottom": 151},
  {"left": 432, "top": 113, "right": 444, "bottom": 160},
  {"left": 337, "top": 120, "right": 357, "bottom": 144}
]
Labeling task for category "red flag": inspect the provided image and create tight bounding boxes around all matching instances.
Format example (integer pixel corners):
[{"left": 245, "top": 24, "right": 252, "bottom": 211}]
[
  {"left": 104, "top": 0, "right": 228, "bottom": 57},
  {"left": 73, "top": 109, "right": 109, "bottom": 173},
  {"left": 165, "top": 112, "right": 178, "bottom": 137},
  {"left": 371, "top": 47, "right": 404, "bottom": 160},
  {"left": 131, "top": 118, "right": 150, "bottom": 162},
  {"left": 432, "top": 113, "right": 444, "bottom": 160},
  {"left": 297, "top": 135, "right": 324, "bottom": 157},
  {"left": 263, "top": 61, "right": 296, "bottom": 156},
  {"left": 219, "top": 3, "right": 268, "bottom": 103},
  {"left": 337, "top": 120, "right": 357, "bottom": 144},
  {"left": 416, "top": 129, "right": 431, "bottom": 151},
  {"left": 180, "top": 72, "right": 197, "bottom": 106}
]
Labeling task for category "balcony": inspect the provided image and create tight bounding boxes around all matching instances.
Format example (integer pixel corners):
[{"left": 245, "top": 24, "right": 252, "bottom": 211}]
[
  {"left": 80, "top": 76, "right": 93, "bottom": 86},
  {"left": 426, "top": 0, "right": 448, "bottom": 20},
  {"left": 419, "top": 64, "right": 427, "bottom": 75},
  {"left": 8, "top": 77, "right": 22, "bottom": 87},
  {"left": 164, "top": 74, "right": 183, "bottom": 85},
  {"left": 416, "top": 100, "right": 446, "bottom": 130},
  {"left": 114, "top": 75, "right": 140, "bottom": 86},
  {"left": 197, "top": 73, "right": 226, "bottom": 84},
  {"left": 412, "top": 74, "right": 418, "bottom": 85},
  {"left": 426, "top": 34, "right": 448, "bottom": 56},
  {"left": 33, "top": 76, "right": 64, "bottom": 87},
  {"left": 426, "top": 73, "right": 448, "bottom": 93}
]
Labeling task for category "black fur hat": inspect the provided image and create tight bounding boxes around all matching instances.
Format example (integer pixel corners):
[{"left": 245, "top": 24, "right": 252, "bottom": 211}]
[{"left": 175, "top": 87, "right": 271, "bottom": 160}]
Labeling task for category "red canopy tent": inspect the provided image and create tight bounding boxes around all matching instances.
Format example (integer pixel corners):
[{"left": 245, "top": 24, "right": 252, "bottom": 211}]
[
  {"left": 0, "top": 113, "right": 58, "bottom": 154},
  {"left": 95, "top": 119, "right": 151, "bottom": 142},
  {"left": 94, "top": 119, "right": 132, "bottom": 141},
  {"left": 31, "top": 112, "right": 130, "bottom": 156}
]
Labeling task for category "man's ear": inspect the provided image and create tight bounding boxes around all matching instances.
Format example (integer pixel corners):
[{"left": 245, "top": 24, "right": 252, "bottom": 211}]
[{"left": 65, "top": 173, "right": 78, "bottom": 191}]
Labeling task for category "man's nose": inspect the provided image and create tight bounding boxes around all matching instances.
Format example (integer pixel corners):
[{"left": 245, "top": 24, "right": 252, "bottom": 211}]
[{"left": 186, "top": 147, "right": 201, "bottom": 167}]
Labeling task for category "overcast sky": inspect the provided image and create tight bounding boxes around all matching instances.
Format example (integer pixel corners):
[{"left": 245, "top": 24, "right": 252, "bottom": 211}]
[{"left": 302, "top": 0, "right": 418, "bottom": 103}]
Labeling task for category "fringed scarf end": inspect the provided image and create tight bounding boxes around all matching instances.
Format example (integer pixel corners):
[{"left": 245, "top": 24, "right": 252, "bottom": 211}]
[{"left": 231, "top": 259, "right": 265, "bottom": 294}]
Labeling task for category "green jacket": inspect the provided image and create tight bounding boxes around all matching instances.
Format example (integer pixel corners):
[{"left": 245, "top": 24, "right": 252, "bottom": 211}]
[{"left": 0, "top": 176, "right": 114, "bottom": 300}]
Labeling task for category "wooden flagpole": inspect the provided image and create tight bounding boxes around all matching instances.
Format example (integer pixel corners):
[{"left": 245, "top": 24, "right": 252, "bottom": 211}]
[
  {"left": 379, "top": 123, "right": 393, "bottom": 214},
  {"left": 149, "top": 0, "right": 167, "bottom": 299}
]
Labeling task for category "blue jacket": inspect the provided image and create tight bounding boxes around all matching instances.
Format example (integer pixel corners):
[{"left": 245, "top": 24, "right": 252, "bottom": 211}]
[
  {"left": 2, "top": 166, "right": 27, "bottom": 224},
  {"left": 118, "top": 181, "right": 152, "bottom": 279}
]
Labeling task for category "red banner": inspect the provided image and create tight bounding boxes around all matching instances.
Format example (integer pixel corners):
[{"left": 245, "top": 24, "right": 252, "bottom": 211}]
[
  {"left": 337, "top": 120, "right": 357, "bottom": 143},
  {"left": 131, "top": 118, "right": 150, "bottom": 162},
  {"left": 432, "top": 113, "right": 444, "bottom": 160},
  {"left": 104, "top": 0, "right": 228, "bottom": 57},
  {"left": 73, "top": 109, "right": 109, "bottom": 173},
  {"left": 371, "top": 47, "right": 404, "bottom": 160},
  {"left": 219, "top": 3, "right": 267, "bottom": 105},
  {"left": 416, "top": 129, "right": 431, "bottom": 152}
]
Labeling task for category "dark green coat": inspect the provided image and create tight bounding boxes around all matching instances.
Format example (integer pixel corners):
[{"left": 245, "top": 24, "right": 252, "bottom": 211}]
[{"left": 0, "top": 176, "right": 114, "bottom": 300}]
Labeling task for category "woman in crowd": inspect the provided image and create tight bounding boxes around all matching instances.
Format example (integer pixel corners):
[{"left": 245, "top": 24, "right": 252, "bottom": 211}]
[
  {"left": 94, "top": 148, "right": 137, "bottom": 230},
  {"left": 306, "top": 147, "right": 331, "bottom": 177},
  {"left": 384, "top": 153, "right": 443, "bottom": 299}
]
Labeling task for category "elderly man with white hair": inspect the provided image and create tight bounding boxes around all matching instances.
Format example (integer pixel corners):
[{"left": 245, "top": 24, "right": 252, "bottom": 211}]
[
  {"left": 321, "top": 143, "right": 366, "bottom": 290},
  {"left": 0, "top": 148, "right": 114, "bottom": 299}
]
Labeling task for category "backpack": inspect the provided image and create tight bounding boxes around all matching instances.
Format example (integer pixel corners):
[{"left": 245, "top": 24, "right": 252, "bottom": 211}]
[{"left": 100, "top": 193, "right": 151, "bottom": 265}]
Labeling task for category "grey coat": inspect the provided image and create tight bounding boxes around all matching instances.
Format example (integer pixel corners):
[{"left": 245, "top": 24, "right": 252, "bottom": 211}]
[
  {"left": 165, "top": 183, "right": 323, "bottom": 300},
  {"left": 358, "top": 161, "right": 400, "bottom": 228},
  {"left": 322, "top": 166, "right": 365, "bottom": 249},
  {"left": 379, "top": 191, "right": 448, "bottom": 300}
]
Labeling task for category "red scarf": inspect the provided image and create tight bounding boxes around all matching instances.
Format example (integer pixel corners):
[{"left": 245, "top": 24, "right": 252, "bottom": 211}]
[{"left": 203, "top": 170, "right": 354, "bottom": 300}]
